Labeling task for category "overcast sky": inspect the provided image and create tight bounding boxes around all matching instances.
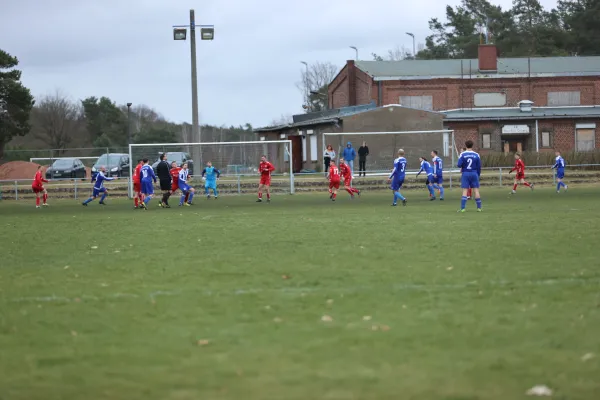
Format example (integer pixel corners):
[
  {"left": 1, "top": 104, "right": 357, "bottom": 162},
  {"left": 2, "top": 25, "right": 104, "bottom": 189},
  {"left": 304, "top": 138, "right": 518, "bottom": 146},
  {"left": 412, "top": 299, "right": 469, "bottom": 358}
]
[{"left": 1, "top": 0, "right": 559, "bottom": 128}]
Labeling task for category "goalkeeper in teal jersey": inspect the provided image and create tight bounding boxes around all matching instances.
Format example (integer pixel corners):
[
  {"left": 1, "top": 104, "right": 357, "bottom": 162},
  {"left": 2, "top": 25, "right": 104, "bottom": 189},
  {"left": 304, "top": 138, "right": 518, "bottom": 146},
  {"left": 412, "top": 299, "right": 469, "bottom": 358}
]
[{"left": 202, "top": 161, "right": 221, "bottom": 199}]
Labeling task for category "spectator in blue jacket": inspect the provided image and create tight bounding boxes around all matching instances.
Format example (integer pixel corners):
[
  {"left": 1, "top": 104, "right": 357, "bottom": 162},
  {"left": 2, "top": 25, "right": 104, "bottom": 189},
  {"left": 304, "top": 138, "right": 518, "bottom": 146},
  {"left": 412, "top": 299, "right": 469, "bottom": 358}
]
[{"left": 342, "top": 142, "right": 356, "bottom": 175}]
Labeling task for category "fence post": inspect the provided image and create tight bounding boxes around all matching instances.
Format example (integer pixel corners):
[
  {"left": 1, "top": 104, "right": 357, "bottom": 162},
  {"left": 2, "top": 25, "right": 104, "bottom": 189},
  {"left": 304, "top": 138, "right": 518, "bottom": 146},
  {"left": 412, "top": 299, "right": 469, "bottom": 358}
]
[
  {"left": 14, "top": 181, "right": 18, "bottom": 201},
  {"left": 499, "top": 167, "right": 502, "bottom": 187},
  {"left": 74, "top": 178, "right": 78, "bottom": 200},
  {"left": 237, "top": 175, "right": 241, "bottom": 195}
]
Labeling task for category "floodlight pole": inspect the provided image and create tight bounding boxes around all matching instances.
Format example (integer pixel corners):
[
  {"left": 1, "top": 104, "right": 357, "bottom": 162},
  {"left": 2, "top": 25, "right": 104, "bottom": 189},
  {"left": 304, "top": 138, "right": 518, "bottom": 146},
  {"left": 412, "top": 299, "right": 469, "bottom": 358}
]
[{"left": 189, "top": 10, "right": 200, "bottom": 145}]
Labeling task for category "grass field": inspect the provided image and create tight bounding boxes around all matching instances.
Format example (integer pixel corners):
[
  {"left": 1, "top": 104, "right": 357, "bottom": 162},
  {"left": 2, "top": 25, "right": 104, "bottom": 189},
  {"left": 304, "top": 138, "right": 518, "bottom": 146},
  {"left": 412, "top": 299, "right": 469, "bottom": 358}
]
[{"left": 1, "top": 187, "right": 599, "bottom": 400}]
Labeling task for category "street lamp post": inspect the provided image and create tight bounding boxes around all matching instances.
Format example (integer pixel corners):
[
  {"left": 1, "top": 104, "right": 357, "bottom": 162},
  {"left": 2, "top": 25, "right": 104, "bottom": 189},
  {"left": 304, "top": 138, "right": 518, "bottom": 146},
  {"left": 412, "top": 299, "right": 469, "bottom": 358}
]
[
  {"left": 350, "top": 46, "right": 358, "bottom": 60},
  {"left": 405, "top": 33, "right": 416, "bottom": 58},
  {"left": 126, "top": 102, "right": 132, "bottom": 144},
  {"left": 173, "top": 9, "right": 214, "bottom": 145},
  {"left": 300, "top": 61, "right": 310, "bottom": 112}
]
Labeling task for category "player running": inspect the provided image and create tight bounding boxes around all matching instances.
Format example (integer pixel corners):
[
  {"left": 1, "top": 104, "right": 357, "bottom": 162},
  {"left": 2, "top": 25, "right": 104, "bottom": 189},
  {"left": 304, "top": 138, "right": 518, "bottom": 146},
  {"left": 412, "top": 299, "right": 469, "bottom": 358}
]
[
  {"left": 82, "top": 166, "right": 115, "bottom": 206},
  {"left": 457, "top": 140, "right": 482, "bottom": 212},
  {"left": 387, "top": 149, "right": 407, "bottom": 207},
  {"left": 416, "top": 157, "right": 436, "bottom": 200},
  {"left": 140, "top": 158, "right": 157, "bottom": 209},
  {"left": 509, "top": 153, "right": 534, "bottom": 194},
  {"left": 32, "top": 165, "right": 49, "bottom": 208},
  {"left": 431, "top": 150, "right": 445, "bottom": 200},
  {"left": 132, "top": 159, "right": 143, "bottom": 208},
  {"left": 202, "top": 161, "right": 221, "bottom": 199},
  {"left": 553, "top": 151, "right": 568, "bottom": 193},
  {"left": 257, "top": 155, "right": 275, "bottom": 203},
  {"left": 178, "top": 163, "right": 195, "bottom": 206},
  {"left": 339, "top": 158, "right": 360, "bottom": 198},
  {"left": 327, "top": 159, "right": 341, "bottom": 201}
]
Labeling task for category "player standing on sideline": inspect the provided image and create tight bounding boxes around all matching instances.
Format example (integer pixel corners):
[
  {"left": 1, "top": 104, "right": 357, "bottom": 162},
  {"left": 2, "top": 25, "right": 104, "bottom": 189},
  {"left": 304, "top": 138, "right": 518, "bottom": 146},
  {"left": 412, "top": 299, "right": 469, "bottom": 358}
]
[
  {"left": 416, "top": 157, "right": 436, "bottom": 200},
  {"left": 140, "top": 158, "right": 157, "bottom": 210},
  {"left": 202, "top": 161, "right": 221, "bottom": 199},
  {"left": 509, "top": 153, "right": 534, "bottom": 194},
  {"left": 178, "top": 163, "right": 195, "bottom": 206},
  {"left": 460, "top": 147, "right": 472, "bottom": 199},
  {"left": 431, "top": 150, "right": 445, "bottom": 200},
  {"left": 387, "top": 149, "right": 408, "bottom": 207},
  {"left": 257, "top": 155, "right": 275, "bottom": 203},
  {"left": 82, "top": 166, "right": 115, "bottom": 206},
  {"left": 156, "top": 154, "right": 172, "bottom": 208},
  {"left": 32, "top": 165, "right": 49, "bottom": 208},
  {"left": 457, "top": 140, "right": 482, "bottom": 212},
  {"left": 132, "top": 159, "right": 143, "bottom": 208},
  {"left": 327, "top": 159, "right": 341, "bottom": 201},
  {"left": 339, "top": 158, "right": 361, "bottom": 198},
  {"left": 553, "top": 151, "right": 568, "bottom": 193}
]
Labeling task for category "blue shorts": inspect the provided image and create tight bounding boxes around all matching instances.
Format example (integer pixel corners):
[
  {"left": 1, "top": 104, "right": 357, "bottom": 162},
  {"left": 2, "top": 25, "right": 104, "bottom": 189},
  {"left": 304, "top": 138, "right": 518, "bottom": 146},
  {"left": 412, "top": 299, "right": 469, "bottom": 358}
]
[
  {"left": 390, "top": 179, "right": 404, "bottom": 191},
  {"left": 179, "top": 183, "right": 191, "bottom": 193},
  {"left": 556, "top": 169, "right": 565, "bottom": 179},
  {"left": 92, "top": 187, "right": 106, "bottom": 197},
  {"left": 141, "top": 180, "right": 154, "bottom": 195},
  {"left": 433, "top": 175, "right": 443, "bottom": 185},
  {"left": 205, "top": 180, "right": 217, "bottom": 189},
  {"left": 461, "top": 172, "right": 480, "bottom": 189},
  {"left": 426, "top": 175, "right": 435, "bottom": 184}
]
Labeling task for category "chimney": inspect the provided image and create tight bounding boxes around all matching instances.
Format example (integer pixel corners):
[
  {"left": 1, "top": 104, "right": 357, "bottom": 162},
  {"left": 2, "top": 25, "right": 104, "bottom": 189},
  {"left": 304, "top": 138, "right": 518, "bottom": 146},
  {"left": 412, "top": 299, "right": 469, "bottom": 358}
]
[
  {"left": 347, "top": 60, "right": 357, "bottom": 106},
  {"left": 518, "top": 100, "right": 534, "bottom": 112},
  {"left": 478, "top": 44, "right": 497, "bottom": 72}
]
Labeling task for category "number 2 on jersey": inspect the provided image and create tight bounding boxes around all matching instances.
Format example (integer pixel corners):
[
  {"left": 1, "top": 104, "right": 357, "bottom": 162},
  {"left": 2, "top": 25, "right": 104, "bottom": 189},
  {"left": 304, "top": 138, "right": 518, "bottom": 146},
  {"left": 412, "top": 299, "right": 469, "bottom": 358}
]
[{"left": 466, "top": 158, "right": 473, "bottom": 170}]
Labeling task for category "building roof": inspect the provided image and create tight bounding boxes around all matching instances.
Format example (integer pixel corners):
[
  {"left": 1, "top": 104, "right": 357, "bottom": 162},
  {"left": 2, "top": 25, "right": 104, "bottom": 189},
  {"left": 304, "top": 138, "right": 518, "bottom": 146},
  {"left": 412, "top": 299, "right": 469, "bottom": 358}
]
[
  {"left": 355, "top": 56, "right": 600, "bottom": 81},
  {"left": 254, "top": 102, "right": 377, "bottom": 132},
  {"left": 443, "top": 106, "right": 600, "bottom": 121}
]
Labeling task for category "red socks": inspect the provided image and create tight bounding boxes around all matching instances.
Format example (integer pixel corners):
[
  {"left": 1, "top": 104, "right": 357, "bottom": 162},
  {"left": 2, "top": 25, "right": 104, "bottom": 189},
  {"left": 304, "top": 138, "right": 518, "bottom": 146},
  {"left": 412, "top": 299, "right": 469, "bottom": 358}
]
[
  {"left": 332, "top": 193, "right": 337, "bottom": 199},
  {"left": 134, "top": 197, "right": 139, "bottom": 207},
  {"left": 36, "top": 197, "right": 40, "bottom": 206},
  {"left": 266, "top": 193, "right": 270, "bottom": 200},
  {"left": 258, "top": 192, "right": 263, "bottom": 199},
  {"left": 523, "top": 182, "right": 531, "bottom": 187},
  {"left": 42, "top": 194, "right": 48, "bottom": 204},
  {"left": 513, "top": 184, "right": 518, "bottom": 191}
]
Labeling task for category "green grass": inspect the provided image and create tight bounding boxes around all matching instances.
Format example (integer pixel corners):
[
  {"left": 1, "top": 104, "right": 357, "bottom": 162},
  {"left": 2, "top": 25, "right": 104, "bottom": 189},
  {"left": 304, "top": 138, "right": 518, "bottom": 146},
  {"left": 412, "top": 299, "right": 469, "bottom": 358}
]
[{"left": 1, "top": 187, "right": 600, "bottom": 400}]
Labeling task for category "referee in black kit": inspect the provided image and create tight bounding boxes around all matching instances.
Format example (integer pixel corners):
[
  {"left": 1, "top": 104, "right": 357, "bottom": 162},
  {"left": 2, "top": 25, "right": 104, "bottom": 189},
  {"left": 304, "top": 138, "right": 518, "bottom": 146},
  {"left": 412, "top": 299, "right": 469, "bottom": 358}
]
[{"left": 156, "top": 154, "right": 172, "bottom": 208}]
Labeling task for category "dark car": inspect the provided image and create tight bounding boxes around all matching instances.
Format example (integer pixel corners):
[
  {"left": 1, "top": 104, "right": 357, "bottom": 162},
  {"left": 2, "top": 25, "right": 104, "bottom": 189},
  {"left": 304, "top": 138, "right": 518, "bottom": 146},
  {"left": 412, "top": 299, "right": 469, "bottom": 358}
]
[
  {"left": 152, "top": 152, "right": 194, "bottom": 175},
  {"left": 45, "top": 158, "right": 87, "bottom": 180},
  {"left": 92, "top": 153, "right": 130, "bottom": 178}
]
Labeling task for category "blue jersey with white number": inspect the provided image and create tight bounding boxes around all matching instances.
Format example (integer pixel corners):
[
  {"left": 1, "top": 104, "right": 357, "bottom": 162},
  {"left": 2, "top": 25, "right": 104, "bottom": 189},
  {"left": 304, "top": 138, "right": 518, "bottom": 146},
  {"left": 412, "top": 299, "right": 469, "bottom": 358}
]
[
  {"left": 419, "top": 160, "right": 434, "bottom": 176},
  {"left": 92, "top": 171, "right": 114, "bottom": 190},
  {"left": 432, "top": 156, "right": 443, "bottom": 176},
  {"left": 202, "top": 166, "right": 220, "bottom": 182},
  {"left": 457, "top": 150, "right": 481, "bottom": 176},
  {"left": 389, "top": 157, "right": 407, "bottom": 181},
  {"left": 140, "top": 165, "right": 156, "bottom": 182},
  {"left": 553, "top": 156, "right": 565, "bottom": 170}
]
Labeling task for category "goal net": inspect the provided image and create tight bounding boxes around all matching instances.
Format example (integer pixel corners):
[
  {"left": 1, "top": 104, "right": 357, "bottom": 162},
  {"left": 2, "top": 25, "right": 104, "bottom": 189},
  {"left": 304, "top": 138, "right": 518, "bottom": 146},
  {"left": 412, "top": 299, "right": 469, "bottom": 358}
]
[
  {"left": 323, "top": 130, "right": 455, "bottom": 177},
  {"left": 128, "top": 140, "right": 294, "bottom": 197}
]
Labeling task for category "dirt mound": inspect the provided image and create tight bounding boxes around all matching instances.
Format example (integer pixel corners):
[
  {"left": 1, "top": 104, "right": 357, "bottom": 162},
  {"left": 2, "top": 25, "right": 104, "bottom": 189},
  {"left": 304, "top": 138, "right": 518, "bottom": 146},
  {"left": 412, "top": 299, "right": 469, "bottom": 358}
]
[{"left": 0, "top": 161, "right": 47, "bottom": 181}]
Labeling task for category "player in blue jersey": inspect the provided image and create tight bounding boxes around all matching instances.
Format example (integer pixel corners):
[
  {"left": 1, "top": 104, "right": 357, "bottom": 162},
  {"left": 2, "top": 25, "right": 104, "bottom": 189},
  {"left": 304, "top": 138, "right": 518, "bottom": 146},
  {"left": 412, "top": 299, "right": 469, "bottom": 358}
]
[
  {"left": 431, "top": 150, "right": 445, "bottom": 200},
  {"left": 178, "top": 163, "right": 195, "bottom": 206},
  {"left": 140, "top": 158, "right": 157, "bottom": 210},
  {"left": 82, "top": 166, "right": 116, "bottom": 206},
  {"left": 552, "top": 150, "right": 568, "bottom": 193},
  {"left": 416, "top": 157, "right": 436, "bottom": 200},
  {"left": 202, "top": 161, "right": 221, "bottom": 199},
  {"left": 457, "top": 140, "right": 482, "bottom": 212},
  {"left": 387, "top": 149, "right": 408, "bottom": 206}
]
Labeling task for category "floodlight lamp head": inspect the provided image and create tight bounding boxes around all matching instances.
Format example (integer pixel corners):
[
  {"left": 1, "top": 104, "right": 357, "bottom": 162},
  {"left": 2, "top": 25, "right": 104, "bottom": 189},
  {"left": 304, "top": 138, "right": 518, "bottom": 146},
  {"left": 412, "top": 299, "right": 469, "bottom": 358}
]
[{"left": 173, "top": 28, "right": 187, "bottom": 40}]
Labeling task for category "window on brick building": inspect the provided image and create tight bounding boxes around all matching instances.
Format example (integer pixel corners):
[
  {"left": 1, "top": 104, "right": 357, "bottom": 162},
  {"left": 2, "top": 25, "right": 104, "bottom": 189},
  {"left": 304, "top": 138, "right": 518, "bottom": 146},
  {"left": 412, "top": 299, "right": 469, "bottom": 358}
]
[
  {"left": 541, "top": 131, "right": 551, "bottom": 148},
  {"left": 576, "top": 129, "right": 595, "bottom": 151},
  {"left": 474, "top": 92, "right": 506, "bottom": 107},
  {"left": 399, "top": 95, "right": 433, "bottom": 110},
  {"left": 482, "top": 133, "right": 492, "bottom": 149},
  {"left": 547, "top": 91, "right": 580, "bottom": 106}
]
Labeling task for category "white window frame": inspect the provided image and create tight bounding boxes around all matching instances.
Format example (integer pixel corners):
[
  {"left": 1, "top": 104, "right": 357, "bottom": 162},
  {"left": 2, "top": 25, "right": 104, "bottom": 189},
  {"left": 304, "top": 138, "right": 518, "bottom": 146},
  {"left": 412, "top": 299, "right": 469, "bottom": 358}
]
[
  {"left": 482, "top": 133, "right": 492, "bottom": 149},
  {"left": 310, "top": 135, "right": 318, "bottom": 161},
  {"left": 399, "top": 95, "right": 433, "bottom": 111},
  {"left": 541, "top": 131, "right": 551, "bottom": 148},
  {"left": 576, "top": 128, "right": 595, "bottom": 152},
  {"left": 474, "top": 92, "right": 506, "bottom": 107},
  {"left": 302, "top": 136, "right": 307, "bottom": 161},
  {"left": 547, "top": 91, "right": 581, "bottom": 106}
]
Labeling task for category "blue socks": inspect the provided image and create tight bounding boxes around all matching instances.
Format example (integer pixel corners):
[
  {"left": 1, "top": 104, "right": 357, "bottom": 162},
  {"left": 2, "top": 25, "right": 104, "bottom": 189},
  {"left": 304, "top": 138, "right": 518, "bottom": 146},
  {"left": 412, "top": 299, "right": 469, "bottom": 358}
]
[
  {"left": 393, "top": 191, "right": 405, "bottom": 204},
  {"left": 83, "top": 197, "right": 93, "bottom": 205},
  {"left": 557, "top": 182, "right": 566, "bottom": 191},
  {"left": 180, "top": 193, "right": 186, "bottom": 205},
  {"left": 461, "top": 196, "right": 467, "bottom": 210},
  {"left": 100, "top": 193, "right": 107, "bottom": 203},
  {"left": 213, "top": 188, "right": 218, "bottom": 197},
  {"left": 427, "top": 185, "right": 435, "bottom": 197},
  {"left": 188, "top": 191, "right": 195, "bottom": 203},
  {"left": 439, "top": 186, "right": 445, "bottom": 198},
  {"left": 144, "top": 196, "right": 151, "bottom": 205},
  {"left": 475, "top": 198, "right": 482, "bottom": 209}
]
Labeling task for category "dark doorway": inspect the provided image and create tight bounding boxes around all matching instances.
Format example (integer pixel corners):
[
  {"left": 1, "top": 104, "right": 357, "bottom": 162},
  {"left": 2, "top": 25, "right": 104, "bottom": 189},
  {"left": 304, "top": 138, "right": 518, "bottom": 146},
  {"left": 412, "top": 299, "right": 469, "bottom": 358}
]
[
  {"left": 288, "top": 135, "right": 303, "bottom": 173},
  {"left": 502, "top": 137, "right": 527, "bottom": 153}
]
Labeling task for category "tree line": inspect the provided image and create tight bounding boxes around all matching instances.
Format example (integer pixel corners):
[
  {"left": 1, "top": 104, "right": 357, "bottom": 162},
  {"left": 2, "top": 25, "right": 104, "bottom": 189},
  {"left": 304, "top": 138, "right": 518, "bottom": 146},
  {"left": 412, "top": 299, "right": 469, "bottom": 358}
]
[{"left": 0, "top": 49, "right": 254, "bottom": 161}]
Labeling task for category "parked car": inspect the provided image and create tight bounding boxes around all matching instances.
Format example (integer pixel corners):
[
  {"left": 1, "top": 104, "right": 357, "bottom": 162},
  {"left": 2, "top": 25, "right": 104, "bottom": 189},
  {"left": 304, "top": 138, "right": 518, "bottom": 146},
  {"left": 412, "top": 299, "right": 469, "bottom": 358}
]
[
  {"left": 45, "top": 158, "right": 87, "bottom": 180},
  {"left": 152, "top": 152, "right": 194, "bottom": 175},
  {"left": 91, "top": 153, "right": 130, "bottom": 178}
]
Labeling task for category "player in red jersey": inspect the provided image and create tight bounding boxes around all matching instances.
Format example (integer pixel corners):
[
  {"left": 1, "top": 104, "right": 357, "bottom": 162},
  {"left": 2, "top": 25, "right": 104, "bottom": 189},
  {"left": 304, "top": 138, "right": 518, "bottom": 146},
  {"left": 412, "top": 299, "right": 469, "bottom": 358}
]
[
  {"left": 257, "top": 155, "right": 275, "bottom": 203},
  {"left": 132, "top": 159, "right": 144, "bottom": 208},
  {"left": 32, "top": 165, "right": 49, "bottom": 208},
  {"left": 509, "top": 153, "right": 534, "bottom": 194},
  {"left": 339, "top": 158, "right": 360, "bottom": 198},
  {"left": 327, "top": 160, "right": 341, "bottom": 201}
]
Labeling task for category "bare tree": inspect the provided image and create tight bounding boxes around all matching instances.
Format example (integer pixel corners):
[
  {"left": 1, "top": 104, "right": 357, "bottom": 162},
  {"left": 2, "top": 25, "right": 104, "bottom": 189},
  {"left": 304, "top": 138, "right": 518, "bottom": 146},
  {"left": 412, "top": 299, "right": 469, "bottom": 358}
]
[
  {"left": 270, "top": 114, "right": 293, "bottom": 126},
  {"left": 372, "top": 45, "right": 414, "bottom": 61},
  {"left": 31, "top": 90, "right": 83, "bottom": 153},
  {"left": 296, "top": 61, "right": 338, "bottom": 113}
]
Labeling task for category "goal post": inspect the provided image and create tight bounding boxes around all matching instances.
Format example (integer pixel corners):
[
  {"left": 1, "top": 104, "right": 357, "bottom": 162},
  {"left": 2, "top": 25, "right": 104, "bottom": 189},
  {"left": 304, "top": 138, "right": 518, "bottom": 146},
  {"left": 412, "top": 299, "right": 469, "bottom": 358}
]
[
  {"left": 128, "top": 140, "right": 294, "bottom": 197},
  {"left": 322, "top": 130, "right": 456, "bottom": 186}
]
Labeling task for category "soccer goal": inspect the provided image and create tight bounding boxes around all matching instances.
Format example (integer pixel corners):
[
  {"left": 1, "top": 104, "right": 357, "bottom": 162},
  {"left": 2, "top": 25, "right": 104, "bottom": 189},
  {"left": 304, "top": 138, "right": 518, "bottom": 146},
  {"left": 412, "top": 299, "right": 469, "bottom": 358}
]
[
  {"left": 128, "top": 140, "right": 295, "bottom": 197},
  {"left": 323, "top": 129, "right": 456, "bottom": 179}
]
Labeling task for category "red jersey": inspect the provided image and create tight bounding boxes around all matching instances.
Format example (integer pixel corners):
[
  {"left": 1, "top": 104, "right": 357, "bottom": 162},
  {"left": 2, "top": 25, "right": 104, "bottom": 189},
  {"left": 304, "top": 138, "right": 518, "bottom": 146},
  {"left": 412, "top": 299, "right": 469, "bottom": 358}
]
[
  {"left": 339, "top": 163, "right": 351, "bottom": 179},
  {"left": 511, "top": 159, "right": 525, "bottom": 174},
  {"left": 33, "top": 170, "right": 48, "bottom": 187},
  {"left": 329, "top": 165, "right": 340, "bottom": 182},
  {"left": 259, "top": 161, "right": 275, "bottom": 177},
  {"left": 133, "top": 164, "right": 143, "bottom": 184},
  {"left": 170, "top": 167, "right": 181, "bottom": 182}
]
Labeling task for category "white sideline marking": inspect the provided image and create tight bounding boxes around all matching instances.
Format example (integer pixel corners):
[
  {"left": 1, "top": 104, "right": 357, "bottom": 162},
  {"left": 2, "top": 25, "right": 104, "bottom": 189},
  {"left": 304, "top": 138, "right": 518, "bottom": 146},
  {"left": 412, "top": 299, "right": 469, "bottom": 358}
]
[{"left": 6, "top": 277, "right": 599, "bottom": 304}]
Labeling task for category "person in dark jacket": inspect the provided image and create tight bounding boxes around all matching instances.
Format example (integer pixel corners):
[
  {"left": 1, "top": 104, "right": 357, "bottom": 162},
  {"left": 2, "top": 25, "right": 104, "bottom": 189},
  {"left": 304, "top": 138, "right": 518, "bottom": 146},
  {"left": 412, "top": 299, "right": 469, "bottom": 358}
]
[
  {"left": 156, "top": 154, "right": 172, "bottom": 207},
  {"left": 358, "top": 141, "right": 369, "bottom": 177}
]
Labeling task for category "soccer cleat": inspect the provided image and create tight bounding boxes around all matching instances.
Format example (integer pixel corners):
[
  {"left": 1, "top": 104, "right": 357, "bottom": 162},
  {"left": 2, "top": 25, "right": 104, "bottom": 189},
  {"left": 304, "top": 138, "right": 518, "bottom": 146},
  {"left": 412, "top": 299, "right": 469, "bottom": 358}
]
[
  {"left": 530, "top": 184, "right": 535, "bottom": 191},
  {"left": 440, "top": 198, "right": 444, "bottom": 201},
  {"left": 332, "top": 198, "right": 336, "bottom": 202},
  {"left": 141, "top": 203, "right": 147, "bottom": 210},
  {"left": 458, "top": 209, "right": 465, "bottom": 213},
  {"left": 402, "top": 199, "right": 407, "bottom": 207},
  {"left": 477, "top": 208, "right": 482, "bottom": 212},
  {"left": 42, "top": 203, "right": 49, "bottom": 207},
  {"left": 391, "top": 203, "right": 397, "bottom": 206},
  {"left": 184, "top": 203, "right": 191, "bottom": 207},
  {"left": 267, "top": 199, "right": 271, "bottom": 203},
  {"left": 329, "top": 193, "right": 333, "bottom": 199},
  {"left": 165, "top": 204, "right": 171, "bottom": 208},
  {"left": 36, "top": 205, "right": 40, "bottom": 209},
  {"left": 564, "top": 185, "right": 568, "bottom": 191},
  {"left": 357, "top": 190, "right": 361, "bottom": 197},
  {"left": 214, "top": 196, "right": 218, "bottom": 199},
  {"left": 82, "top": 203, "right": 87, "bottom": 207},
  {"left": 511, "top": 190, "right": 516, "bottom": 194},
  {"left": 99, "top": 202, "right": 106, "bottom": 205},
  {"left": 430, "top": 197, "right": 436, "bottom": 201},
  {"left": 467, "top": 196, "right": 471, "bottom": 200},
  {"left": 256, "top": 199, "right": 262, "bottom": 202}
]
